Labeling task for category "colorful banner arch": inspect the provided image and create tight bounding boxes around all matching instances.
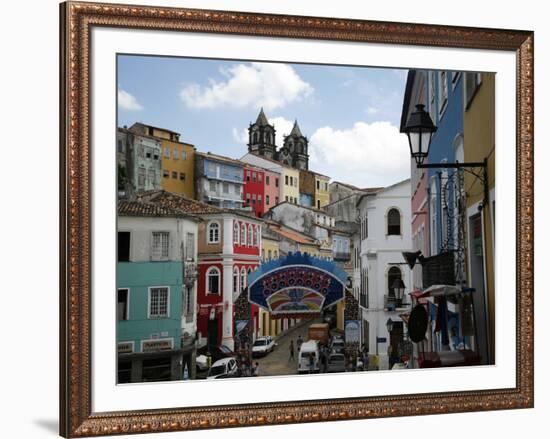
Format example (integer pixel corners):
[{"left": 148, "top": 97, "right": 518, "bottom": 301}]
[{"left": 247, "top": 252, "right": 348, "bottom": 316}]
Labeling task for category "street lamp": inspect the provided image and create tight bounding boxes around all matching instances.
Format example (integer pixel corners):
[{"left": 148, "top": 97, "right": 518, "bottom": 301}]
[
  {"left": 403, "top": 103, "right": 489, "bottom": 208},
  {"left": 403, "top": 104, "right": 437, "bottom": 167},
  {"left": 392, "top": 278, "right": 406, "bottom": 305}
]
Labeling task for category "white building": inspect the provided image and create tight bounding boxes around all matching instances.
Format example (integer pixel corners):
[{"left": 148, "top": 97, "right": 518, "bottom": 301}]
[{"left": 356, "top": 179, "right": 414, "bottom": 369}]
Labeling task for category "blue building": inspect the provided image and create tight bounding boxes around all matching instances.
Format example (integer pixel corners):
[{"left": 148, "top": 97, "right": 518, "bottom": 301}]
[
  {"left": 424, "top": 70, "right": 465, "bottom": 265},
  {"left": 194, "top": 151, "right": 245, "bottom": 209}
]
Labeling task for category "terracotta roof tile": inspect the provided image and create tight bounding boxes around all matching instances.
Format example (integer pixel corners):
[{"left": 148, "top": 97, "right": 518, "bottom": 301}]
[
  {"left": 268, "top": 226, "right": 316, "bottom": 245},
  {"left": 137, "top": 190, "right": 222, "bottom": 215},
  {"left": 118, "top": 200, "right": 192, "bottom": 218}
]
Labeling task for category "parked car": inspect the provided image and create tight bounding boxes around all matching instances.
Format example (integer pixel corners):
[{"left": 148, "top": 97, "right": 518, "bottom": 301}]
[
  {"left": 206, "top": 358, "right": 239, "bottom": 380},
  {"left": 326, "top": 353, "right": 346, "bottom": 373},
  {"left": 197, "top": 344, "right": 236, "bottom": 365},
  {"left": 252, "top": 336, "right": 276, "bottom": 357},
  {"left": 297, "top": 340, "right": 320, "bottom": 373},
  {"left": 330, "top": 337, "right": 345, "bottom": 354}
]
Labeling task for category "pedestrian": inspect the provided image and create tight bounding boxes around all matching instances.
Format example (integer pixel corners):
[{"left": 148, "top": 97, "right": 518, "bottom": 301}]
[
  {"left": 308, "top": 352, "right": 315, "bottom": 374},
  {"left": 289, "top": 340, "right": 295, "bottom": 362},
  {"left": 252, "top": 362, "right": 260, "bottom": 376},
  {"left": 363, "top": 349, "right": 370, "bottom": 371},
  {"left": 297, "top": 335, "right": 303, "bottom": 350}
]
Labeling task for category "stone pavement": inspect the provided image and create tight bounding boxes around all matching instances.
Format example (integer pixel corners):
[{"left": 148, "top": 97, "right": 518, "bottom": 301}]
[{"left": 254, "top": 319, "right": 315, "bottom": 376}]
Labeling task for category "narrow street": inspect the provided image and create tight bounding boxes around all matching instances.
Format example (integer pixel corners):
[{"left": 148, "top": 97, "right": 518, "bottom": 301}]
[{"left": 255, "top": 319, "right": 315, "bottom": 376}]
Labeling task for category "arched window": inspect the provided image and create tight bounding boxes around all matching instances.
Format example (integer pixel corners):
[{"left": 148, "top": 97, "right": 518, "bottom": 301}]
[
  {"left": 207, "top": 222, "right": 220, "bottom": 243},
  {"left": 241, "top": 267, "right": 247, "bottom": 289},
  {"left": 241, "top": 223, "right": 246, "bottom": 245},
  {"left": 248, "top": 225, "right": 253, "bottom": 246},
  {"left": 233, "top": 221, "right": 239, "bottom": 244},
  {"left": 206, "top": 267, "right": 220, "bottom": 294},
  {"left": 253, "top": 131, "right": 259, "bottom": 144},
  {"left": 233, "top": 267, "right": 239, "bottom": 294},
  {"left": 387, "top": 208, "right": 401, "bottom": 236},
  {"left": 387, "top": 266, "right": 402, "bottom": 297}
]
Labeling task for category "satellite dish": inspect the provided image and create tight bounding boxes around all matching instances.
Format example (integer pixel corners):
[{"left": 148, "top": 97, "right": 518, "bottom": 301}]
[{"left": 408, "top": 304, "right": 429, "bottom": 343}]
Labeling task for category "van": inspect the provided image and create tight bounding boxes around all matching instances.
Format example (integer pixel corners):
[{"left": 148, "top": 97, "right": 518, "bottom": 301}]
[{"left": 297, "top": 340, "right": 320, "bottom": 373}]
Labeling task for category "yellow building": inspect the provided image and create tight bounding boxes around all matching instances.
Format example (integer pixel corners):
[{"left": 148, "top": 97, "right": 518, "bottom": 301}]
[
  {"left": 281, "top": 166, "right": 300, "bottom": 205},
  {"left": 314, "top": 173, "right": 331, "bottom": 209},
  {"left": 463, "top": 72, "right": 495, "bottom": 365},
  {"left": 129, "top": 122, "right": 195, "bottom": 198}
]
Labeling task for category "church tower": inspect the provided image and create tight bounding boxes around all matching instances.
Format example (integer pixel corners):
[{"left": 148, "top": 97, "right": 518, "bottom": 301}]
[
  {"left": 283, "top": 120, "right": 309, "bottom": 170},
  {"left": 248, "top": 108, "right": 277, "bottom": 159}
]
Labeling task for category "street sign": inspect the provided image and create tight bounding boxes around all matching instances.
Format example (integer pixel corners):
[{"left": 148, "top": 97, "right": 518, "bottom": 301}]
[{"left": 376, "top": 337, "right": 387, "bottom": 343}]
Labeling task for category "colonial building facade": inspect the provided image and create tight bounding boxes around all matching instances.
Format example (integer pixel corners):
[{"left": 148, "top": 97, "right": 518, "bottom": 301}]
[
  {"left": 194, "top": 152, "right": 245, "bottom": 209},
  {"left": 116, "top": 200, "right": 200, "bottom": 383},
  {"left": 138, "top": 190, "right": 263, "bottom": 350},
  {"left": 129, "top": 122, "right": 196, "bottom": 199},
  {"left": 356, "top": 179, "right": 414, "bottom": 369}
]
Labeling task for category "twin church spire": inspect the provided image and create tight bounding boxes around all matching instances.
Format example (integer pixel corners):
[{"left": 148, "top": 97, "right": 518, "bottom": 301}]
[{"left": 247, "top": 108, "right": 309, "bottom": 170}]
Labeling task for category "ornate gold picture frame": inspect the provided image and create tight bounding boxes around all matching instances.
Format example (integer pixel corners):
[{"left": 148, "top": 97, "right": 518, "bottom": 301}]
[{"left": 60, "top": 1, "right": 534, "bottom": 437}]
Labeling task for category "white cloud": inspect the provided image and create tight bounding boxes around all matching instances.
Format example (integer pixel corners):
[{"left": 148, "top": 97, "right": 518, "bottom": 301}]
[
  {"left": 309, "top": 121, "right": 410, "bottom": 187},
  {"left": 232, "top": 127, "right": 248, "bottom": 144},
  {"left": 118, "top": 89, "right": 143, "bottom": 111},
  {"left": 232, "top": 116, "right": 295, "bottom": 148},
  {"left": 366, "top": 107, "right": 380, "bottom": 115},
  {"left": 269, "top": 117, "right": 295, "bottom": 146},
  {"left": 180, "top": 63, "right": 313, "bottom": 111}
]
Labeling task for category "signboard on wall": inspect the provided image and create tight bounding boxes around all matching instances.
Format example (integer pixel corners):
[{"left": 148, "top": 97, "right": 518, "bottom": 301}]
[
  {"left": 345, "top": 320, "right": 360, "bottom": 344},
  {"left": 142, "top": 338, "right": 173, "bottom": 353}
]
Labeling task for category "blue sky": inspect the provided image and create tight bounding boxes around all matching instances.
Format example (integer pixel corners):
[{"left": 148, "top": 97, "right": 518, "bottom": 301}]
[{"left": 117, "top": 55, "right": 410, "bottom": 187}]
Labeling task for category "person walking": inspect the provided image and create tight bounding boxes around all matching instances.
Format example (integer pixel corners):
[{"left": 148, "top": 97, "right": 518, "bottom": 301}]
[
  {"left": 252, "top": 362, "right": 260, "bottom": 376},
  {"left": 308, "top": 352, "right": 315, "bottom": 374},
  {"left": 289, "top": 340, "right": 295, "bottom": 362}
]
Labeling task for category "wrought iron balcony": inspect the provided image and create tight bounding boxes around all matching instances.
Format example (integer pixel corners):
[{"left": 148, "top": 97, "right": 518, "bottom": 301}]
[
  {"left": 384, "top": 295, "right": 408, "bottom": 311},
  {"left": 333, "top": 251, "right": 351, "bottom": 261}
]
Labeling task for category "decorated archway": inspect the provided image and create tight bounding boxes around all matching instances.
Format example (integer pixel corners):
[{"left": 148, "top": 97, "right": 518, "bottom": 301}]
[{"left": 247, "top": 252, "right": 348, "bottom": 318}]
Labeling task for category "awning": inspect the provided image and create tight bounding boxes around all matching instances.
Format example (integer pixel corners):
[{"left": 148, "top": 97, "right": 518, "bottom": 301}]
[{"left": 417, "top": 285, "right": 475, "bottom": 298}]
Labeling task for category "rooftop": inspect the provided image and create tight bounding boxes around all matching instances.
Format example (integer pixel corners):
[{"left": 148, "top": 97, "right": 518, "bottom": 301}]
[
  {"left": 138, "top": 190, "right": 263, "bottom": 222},
  {"left": 266, "top": 200, "right": 334, "bottom": 217},
  {"left": 137, "top": 190, "right": 222, "bottom": 215},
  {"left": 118, "top": 200, "right": 200, "bottom": 220},
  {"left": 268, "top": 226, "right": 317, "bottom": 245},
  {"left": 130, "top": 121, "right": 181, "bottom": 137},
  {"left": 196, "top": 151, "right": 245, "bottom": 167}
]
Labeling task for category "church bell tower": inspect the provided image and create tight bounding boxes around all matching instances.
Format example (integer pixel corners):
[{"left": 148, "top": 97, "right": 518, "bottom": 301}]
[{"left": 248, "top": 108, "right": 277, "bottom": 159}]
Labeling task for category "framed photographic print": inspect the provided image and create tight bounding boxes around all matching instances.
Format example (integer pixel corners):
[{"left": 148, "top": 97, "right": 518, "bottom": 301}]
[{"left": 60, "top": 1, "right": 534, "bottom": 437}]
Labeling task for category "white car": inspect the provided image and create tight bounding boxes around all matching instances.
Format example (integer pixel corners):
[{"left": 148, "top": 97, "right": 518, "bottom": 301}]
[
  {"left": 206, "top": 358, "right": 238, "bottom": 379},
  {"left": 252, "top": 336, "right": 276, "bottom": 357},
  {"left": 196, "top": 354, "right": 209, "bottom": 372}
]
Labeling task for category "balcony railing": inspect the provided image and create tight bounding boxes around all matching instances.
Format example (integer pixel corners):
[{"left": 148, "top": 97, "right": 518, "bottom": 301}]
[
  {"left": 333, "top": 251, "right": 351, "bottom": 261},
  {"left": 384, "top": 295, "right": 409, "bottom": 311}
]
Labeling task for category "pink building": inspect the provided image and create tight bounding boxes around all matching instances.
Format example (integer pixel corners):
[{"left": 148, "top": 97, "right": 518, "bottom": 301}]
[{"left": 262, "top": 169, "right": 281, "bottom": 214}]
